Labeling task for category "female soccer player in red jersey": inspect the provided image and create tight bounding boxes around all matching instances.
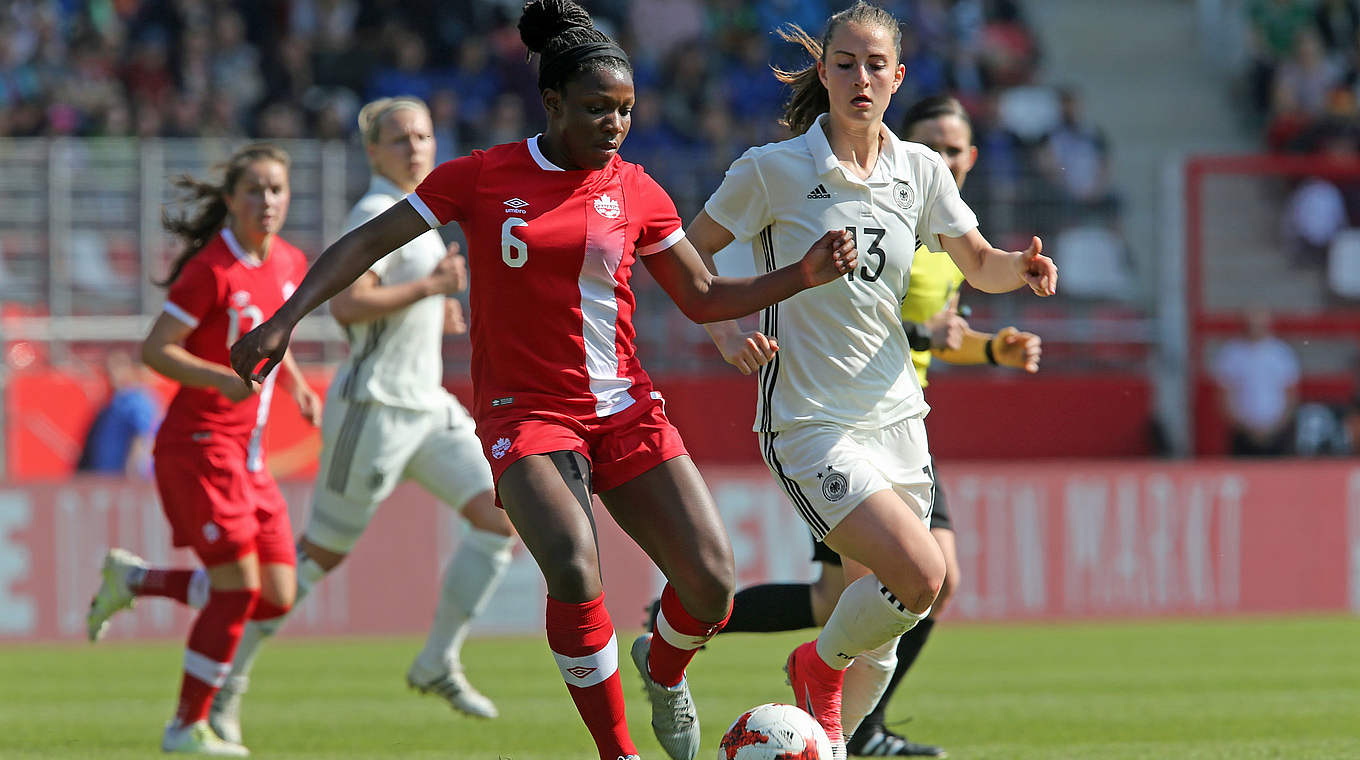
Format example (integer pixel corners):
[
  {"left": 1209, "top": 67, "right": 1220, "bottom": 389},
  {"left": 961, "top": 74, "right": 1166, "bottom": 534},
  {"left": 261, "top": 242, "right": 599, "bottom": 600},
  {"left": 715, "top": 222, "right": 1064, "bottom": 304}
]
[
  {"left": 228, "top": 3, "right": 856, "bottom": 758},
  {"left": 87, "top": 143, "right": 320, "bottom": 756}
]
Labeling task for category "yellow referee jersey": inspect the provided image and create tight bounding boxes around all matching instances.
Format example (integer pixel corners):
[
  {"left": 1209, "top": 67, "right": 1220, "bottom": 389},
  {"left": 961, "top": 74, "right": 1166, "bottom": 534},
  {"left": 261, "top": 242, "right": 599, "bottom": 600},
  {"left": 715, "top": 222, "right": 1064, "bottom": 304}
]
[{"left": 901, "top": 242, "right": 965, "bottom": 387}]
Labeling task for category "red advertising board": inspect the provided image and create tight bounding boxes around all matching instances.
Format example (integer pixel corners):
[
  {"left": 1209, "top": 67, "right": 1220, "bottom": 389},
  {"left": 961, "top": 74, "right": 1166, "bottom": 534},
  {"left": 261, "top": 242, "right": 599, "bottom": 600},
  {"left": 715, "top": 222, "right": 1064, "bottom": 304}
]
[{"left": 1, "top": 460, "right": 1355, "bottom": 643}]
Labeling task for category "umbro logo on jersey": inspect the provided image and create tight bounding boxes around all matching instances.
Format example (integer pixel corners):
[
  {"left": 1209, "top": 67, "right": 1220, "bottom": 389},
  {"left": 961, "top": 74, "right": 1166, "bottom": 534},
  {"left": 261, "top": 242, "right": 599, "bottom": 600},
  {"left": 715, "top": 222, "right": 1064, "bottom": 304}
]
[
  {"left": 806, "top": 184, "right": 832, "bottom": 199},
  {"left": 503, "top": 197, "right": 529, "bottom": 215},
  {"left": 593, "top": 193, "right": 620, "bottom": 219}
]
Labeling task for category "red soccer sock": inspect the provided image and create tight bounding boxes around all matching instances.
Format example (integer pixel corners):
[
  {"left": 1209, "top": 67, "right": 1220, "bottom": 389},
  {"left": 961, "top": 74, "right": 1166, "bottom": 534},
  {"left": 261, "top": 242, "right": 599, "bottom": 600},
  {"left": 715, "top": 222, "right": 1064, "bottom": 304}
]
[
  {"left": 545, "top": 594, "right": 635, "bottom": 760},
  {"left": 133, "top": 569, "right": 196, "bottom": 604},
  {"left": 174, "top": 588, "right": 258, "bottom": 726},
  {"left": 251, "top": 597, "right": 290, "bottom": 621},
  {"left": 648, "top": 583, "right": 731, "bottom": 687}
]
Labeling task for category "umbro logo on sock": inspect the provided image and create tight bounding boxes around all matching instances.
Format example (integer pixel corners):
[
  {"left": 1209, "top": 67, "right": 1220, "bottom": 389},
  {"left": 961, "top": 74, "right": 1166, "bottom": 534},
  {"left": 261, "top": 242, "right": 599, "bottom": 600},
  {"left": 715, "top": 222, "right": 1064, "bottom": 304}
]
[{"left": 806, "top": 184, "right": 832, "bottom": 199}]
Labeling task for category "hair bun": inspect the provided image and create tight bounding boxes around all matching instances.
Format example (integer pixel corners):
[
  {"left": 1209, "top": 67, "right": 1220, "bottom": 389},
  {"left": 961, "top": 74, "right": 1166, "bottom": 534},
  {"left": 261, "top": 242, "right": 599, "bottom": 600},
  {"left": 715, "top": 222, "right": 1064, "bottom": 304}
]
[{"left": 518, "top": 0, "right": 593, "bottom": 54}]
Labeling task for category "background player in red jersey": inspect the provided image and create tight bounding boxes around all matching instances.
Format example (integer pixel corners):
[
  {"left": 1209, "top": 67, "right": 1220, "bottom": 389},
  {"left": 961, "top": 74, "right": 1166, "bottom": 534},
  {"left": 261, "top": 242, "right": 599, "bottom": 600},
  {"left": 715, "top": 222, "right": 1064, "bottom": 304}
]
[
  {"left": 86, "top": 143, "right": 320, "bottom": 756},
  {"left": 226, "top": 3, "right": 856, "bottom": 758}
]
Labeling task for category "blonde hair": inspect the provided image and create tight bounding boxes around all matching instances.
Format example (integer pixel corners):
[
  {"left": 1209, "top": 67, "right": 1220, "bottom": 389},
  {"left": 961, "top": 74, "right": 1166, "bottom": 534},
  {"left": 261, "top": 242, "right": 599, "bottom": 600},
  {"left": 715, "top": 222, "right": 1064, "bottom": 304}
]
[
  {"left": 774, "top": 2, "right": 903, "bottom": 136},
  {"left": 356, "top": 96, "right": 430, "bottom": 145}
]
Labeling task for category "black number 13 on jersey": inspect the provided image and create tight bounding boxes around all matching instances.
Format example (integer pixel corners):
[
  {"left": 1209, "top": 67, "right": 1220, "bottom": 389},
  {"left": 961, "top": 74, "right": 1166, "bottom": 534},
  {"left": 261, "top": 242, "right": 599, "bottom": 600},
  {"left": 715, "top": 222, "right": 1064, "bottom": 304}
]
[{"left": 845, "top": 226, "right": 887, "bottom": 282}]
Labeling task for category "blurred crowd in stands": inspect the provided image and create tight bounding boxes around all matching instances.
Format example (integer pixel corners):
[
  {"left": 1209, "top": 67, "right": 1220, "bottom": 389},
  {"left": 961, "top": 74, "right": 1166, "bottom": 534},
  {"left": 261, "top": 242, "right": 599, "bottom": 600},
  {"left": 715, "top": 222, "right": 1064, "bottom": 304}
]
[{"left": 0, "top": 0, "right": 1133, "bottom": 240}]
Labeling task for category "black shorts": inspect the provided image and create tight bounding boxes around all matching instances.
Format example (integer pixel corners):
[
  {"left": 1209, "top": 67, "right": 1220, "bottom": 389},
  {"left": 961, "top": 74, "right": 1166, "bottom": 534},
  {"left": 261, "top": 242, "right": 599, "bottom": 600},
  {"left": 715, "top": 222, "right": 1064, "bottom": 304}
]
[{"left": 810, "top": 475, "right": 952, "bottom": 566}]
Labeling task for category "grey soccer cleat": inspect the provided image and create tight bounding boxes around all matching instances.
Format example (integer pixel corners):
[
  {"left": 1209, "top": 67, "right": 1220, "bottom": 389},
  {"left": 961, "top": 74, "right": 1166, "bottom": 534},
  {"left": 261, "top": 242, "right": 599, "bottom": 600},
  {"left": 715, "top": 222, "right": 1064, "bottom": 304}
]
[
  {"left": 209, "top": 675, "right": 248, "bottom": 745},
  {"left": 87, "top": 548, "right": 146, "bottom": 642},
  {"left": 630, "top": 633, "right": 701, "bottom": 760},
  {"left": 407, "top": 662, "right": 499, "bottom": 718}
]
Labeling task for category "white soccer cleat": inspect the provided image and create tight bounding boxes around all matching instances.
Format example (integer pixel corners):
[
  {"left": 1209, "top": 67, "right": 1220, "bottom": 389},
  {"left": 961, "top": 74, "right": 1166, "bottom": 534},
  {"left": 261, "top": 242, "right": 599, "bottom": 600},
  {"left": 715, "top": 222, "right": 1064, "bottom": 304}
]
[
  {"left": 407, "top": 662, "right": 499, "bottom": 718},
  {"left": 87, "top": 548, "right": 146, "bottom": 642},
  {"left": 630, "top": 633, "right": 701, "bottom": 760},
  {"left": 209, "top": 675, "right": 248, "bottom": 745},
  {"left": 161, "top": 720, "right": 250, "bottom": 756}
]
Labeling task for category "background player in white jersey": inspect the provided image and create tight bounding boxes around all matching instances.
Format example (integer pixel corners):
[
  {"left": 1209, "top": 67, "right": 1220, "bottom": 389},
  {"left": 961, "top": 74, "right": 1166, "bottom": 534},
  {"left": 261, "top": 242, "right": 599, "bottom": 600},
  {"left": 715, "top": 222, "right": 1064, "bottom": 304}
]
[
  {"left": 211, "top": 97, "right": 518, "bottom": 744},
  {"left": 686, "top": 4, "right": 1057, "bottom": 756}
]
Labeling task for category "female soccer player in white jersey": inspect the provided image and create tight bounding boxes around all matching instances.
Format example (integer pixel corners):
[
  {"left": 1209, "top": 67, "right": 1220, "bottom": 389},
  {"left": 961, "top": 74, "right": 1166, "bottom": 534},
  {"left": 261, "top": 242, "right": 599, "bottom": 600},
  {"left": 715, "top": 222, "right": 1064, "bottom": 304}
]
[
  {"left": 86, "top": 144, "right": 321, "bottom": 756},
  {"left": 686, "top": 4, "right": 1056, "bottom": 756},
  {"left": 227, "top": 3, "right": 857, "bottom": 759},
  {"left": 208, "top": 96, "right": 520, "bottom": 745}
]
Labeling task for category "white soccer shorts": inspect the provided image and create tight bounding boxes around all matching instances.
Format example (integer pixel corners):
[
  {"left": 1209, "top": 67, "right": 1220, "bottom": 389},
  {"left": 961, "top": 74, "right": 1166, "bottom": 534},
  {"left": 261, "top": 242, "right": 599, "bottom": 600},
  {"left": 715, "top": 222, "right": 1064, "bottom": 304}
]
[
  {"left": 307, "top": 395, "right": 494, "bottom": 554},
  {"left": 758, "top": 415, "right": 934, "bottom": 541}
]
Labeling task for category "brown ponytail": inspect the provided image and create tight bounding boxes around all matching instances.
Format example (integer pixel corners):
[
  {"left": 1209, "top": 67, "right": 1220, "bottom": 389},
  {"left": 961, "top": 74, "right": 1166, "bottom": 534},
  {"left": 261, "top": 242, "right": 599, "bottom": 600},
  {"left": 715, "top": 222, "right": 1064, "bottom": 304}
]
[
  {"left": 158, "top": 143, "right": 291, "bottom": 286},
  {"left": 774, "top": 1, "right": 903, "bottom": 136}
]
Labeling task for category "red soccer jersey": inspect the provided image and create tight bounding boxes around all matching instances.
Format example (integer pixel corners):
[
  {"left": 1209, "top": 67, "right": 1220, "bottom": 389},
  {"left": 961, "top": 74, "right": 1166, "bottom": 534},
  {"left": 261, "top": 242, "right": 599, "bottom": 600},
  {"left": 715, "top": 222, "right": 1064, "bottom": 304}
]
[
  {"left": 409, "top": 136, "right": 684, "bottom": 421},
  {"left": 155, "top": 229, "right": 308, "bottom": 470}
]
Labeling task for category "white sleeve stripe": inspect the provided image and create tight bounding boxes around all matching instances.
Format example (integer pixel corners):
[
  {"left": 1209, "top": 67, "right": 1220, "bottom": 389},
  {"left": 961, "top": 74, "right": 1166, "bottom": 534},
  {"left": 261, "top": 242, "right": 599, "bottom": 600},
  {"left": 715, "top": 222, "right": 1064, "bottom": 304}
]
[
  {"left": 550, "top": 633, "right": 619, "bottom": 688},
  {"left": 404, "top": 193, "right": 441, "bottom": 229},
  {"left": 163, "top": 301, "right": 199, "bottom": 328},
  {"left": 637, "top": 227, "right": 685, "bottom": 256}
]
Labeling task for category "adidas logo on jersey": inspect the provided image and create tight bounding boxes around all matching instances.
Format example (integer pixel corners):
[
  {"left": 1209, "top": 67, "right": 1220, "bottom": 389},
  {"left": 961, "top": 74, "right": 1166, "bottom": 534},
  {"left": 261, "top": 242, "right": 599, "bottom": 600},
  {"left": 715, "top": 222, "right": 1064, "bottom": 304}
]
[{"left": 806, "top": 184, "right": 832, "bottom": 199}]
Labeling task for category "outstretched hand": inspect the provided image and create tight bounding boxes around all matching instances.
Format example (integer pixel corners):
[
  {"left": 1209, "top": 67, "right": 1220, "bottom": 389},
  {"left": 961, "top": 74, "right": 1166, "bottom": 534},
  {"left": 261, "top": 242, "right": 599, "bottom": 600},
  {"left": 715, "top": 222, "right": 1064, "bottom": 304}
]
[
  {"left": 798, "top": 230, "right": 858, "bottom": 287},
  {"left": 713, "top": 328, "right": 778, "bottom": 375},
  {"left": 991, "top": 326, "right": 1042, "bottom": 373},
  {"left": 1015, "top": 236, "right": 1057, "bottom": 296},
  {"left": 229, "top": 316, "right": 293, "bottom": 385}
]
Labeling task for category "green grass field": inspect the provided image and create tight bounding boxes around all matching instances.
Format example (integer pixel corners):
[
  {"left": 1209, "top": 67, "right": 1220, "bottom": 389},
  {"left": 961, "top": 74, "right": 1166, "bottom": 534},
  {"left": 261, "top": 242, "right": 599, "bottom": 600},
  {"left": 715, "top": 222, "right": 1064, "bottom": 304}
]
[{"left": 3, "top": 616, "right": 1358, "bottom": 759}]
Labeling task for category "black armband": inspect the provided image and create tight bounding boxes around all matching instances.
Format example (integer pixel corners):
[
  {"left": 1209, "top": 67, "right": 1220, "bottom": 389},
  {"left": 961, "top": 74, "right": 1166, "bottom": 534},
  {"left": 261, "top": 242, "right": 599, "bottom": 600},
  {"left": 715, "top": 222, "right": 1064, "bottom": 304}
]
[
  {"left": 903, "top": 321, "right": 932, "bottom": 352},
  {"left": 983, "top": 335, "right": 998, "bottom": 365}
]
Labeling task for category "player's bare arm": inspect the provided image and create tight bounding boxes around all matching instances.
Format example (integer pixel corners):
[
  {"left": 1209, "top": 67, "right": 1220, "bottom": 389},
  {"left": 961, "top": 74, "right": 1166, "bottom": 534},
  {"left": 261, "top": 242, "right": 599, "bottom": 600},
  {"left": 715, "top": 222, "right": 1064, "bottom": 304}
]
[
  {"left": 230, "top": 200, "right": 429, "bottom": 382},
  {"left": 683, "top": 210, "right": 780, "bottom": 373},
  {"left": 643, "top": 229, "right": 857, "bottom": 325},
  {"left": 329, "top": 242, "right": 466, "bottom": 326},
  {"left": 142, "top": 311, "right": 259, "bottom": 402},
  {"left": 940, "top": 229, "right": 1057, "bottom": 296}
]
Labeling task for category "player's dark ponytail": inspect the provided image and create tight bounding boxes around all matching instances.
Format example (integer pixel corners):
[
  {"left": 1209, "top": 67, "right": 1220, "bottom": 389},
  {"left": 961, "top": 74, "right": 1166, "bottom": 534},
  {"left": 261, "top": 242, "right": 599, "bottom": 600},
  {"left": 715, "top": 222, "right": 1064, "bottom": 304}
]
[
  {"left": 157, "top": 143, "right": 290, "bottom": 286},
  {"left": 518, "top": 0, "right": 630, "bottom": 94},
  {"left": 775, "top": 1, "right": 903, "bottom": 136}
]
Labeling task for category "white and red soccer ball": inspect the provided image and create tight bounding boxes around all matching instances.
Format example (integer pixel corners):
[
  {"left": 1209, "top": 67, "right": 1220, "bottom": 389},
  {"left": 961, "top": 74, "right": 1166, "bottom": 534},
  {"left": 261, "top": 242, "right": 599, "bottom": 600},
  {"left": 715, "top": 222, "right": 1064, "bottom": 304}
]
[{"left": 717, "top": 703, "right": 833, "bottom": 760}]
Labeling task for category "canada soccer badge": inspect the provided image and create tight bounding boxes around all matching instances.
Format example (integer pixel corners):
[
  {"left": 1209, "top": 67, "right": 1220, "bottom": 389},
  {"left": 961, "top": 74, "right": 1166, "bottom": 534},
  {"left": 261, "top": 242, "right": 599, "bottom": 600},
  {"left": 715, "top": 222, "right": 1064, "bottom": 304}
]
[{"left": 593, "top": 193, "right": 620, "bottom": 219}]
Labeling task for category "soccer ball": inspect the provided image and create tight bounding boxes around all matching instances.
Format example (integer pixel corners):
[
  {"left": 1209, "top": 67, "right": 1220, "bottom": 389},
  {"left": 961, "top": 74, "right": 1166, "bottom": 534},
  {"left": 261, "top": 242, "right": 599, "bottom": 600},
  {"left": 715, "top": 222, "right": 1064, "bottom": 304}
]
[{"left": 717, "top": 702, "right": 833, "bottom": 759}]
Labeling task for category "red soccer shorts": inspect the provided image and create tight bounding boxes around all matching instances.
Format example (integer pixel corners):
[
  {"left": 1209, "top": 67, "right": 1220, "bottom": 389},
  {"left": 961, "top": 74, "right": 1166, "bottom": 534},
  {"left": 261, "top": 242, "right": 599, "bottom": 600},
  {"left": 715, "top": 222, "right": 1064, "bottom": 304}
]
[
  {"left": 476, "top": 394, "right": 690, "bottom": 503},
  {"left": 153, "top": 442, "right": 296, "bottom": 568}
]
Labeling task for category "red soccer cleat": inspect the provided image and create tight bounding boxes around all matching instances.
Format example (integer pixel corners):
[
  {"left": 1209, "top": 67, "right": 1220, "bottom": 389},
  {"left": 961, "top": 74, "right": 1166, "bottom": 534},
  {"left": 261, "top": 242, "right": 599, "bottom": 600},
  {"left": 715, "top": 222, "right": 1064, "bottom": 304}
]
[{"left": 784, "top": 640, "right": 847, "bottom": 760}]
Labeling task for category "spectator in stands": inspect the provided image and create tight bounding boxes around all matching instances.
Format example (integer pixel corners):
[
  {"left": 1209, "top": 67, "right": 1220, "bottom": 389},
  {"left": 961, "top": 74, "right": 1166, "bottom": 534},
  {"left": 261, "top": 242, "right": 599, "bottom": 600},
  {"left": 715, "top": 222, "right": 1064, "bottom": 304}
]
[
  {"left": 76, "top": 349, "right": 161, "bottom": 478},
  {"left": 1247, "top": 0, "right": 1319, "bottom": 113},
  {"left": 1272, "top": 29, "right": 1342, "bottom": 120},
  {"left": 1212, "top": 309, "right": 1301, "bottom": 457},
  {"left": 1037, "top": 87, "right": 1119, "bottom": 220}
]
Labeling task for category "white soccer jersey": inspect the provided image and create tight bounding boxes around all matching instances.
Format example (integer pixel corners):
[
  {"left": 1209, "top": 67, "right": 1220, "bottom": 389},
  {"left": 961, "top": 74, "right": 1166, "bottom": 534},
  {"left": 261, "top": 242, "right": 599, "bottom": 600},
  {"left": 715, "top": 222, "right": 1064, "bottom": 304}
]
[
  {"left": 705, "top": 115, "right": 978, "bottom": 432},
  {"left": 332, "top": 174, "right": 455, "bottom": 411}
]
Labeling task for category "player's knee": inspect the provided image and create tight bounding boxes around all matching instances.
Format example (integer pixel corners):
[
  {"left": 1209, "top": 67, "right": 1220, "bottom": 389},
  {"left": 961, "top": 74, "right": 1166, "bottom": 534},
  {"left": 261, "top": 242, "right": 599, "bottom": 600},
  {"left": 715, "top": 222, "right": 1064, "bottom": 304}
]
[
  {"left": 880, "top": 558, "right": 945, "bottom": 614},
  {"left": 935, "top": 566, "right": 958, "bottom": 611},
  {"left": 540, "top": 550, "right": 602, "bottom": 603}
]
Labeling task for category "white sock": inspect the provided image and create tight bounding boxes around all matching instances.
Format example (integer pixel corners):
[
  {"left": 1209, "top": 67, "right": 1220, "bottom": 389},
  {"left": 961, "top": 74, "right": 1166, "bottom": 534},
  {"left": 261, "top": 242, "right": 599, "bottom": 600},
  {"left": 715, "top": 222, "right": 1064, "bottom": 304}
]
[
  {"left": 186, "top": 568, "right": 210, "bottom": 609},
  {"left": 226, "top": 550, "right": 327, "bottom": 682},
  {"left": 841, "top": 635, "right": 898, "bottom": 739},
  {"left": 414, "top": 527, "right": 515, "bottom": 674},
  {"left": 815, "top": 575, "right": 928, "bottom": 670}
]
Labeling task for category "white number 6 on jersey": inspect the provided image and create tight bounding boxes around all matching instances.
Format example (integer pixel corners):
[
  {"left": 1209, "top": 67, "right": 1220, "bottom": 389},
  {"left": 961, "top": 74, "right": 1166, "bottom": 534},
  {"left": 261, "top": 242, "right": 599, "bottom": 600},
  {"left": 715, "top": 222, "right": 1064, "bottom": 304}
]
[{"left": 501, "top": 218, "right": 528, "bottom": 268}]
